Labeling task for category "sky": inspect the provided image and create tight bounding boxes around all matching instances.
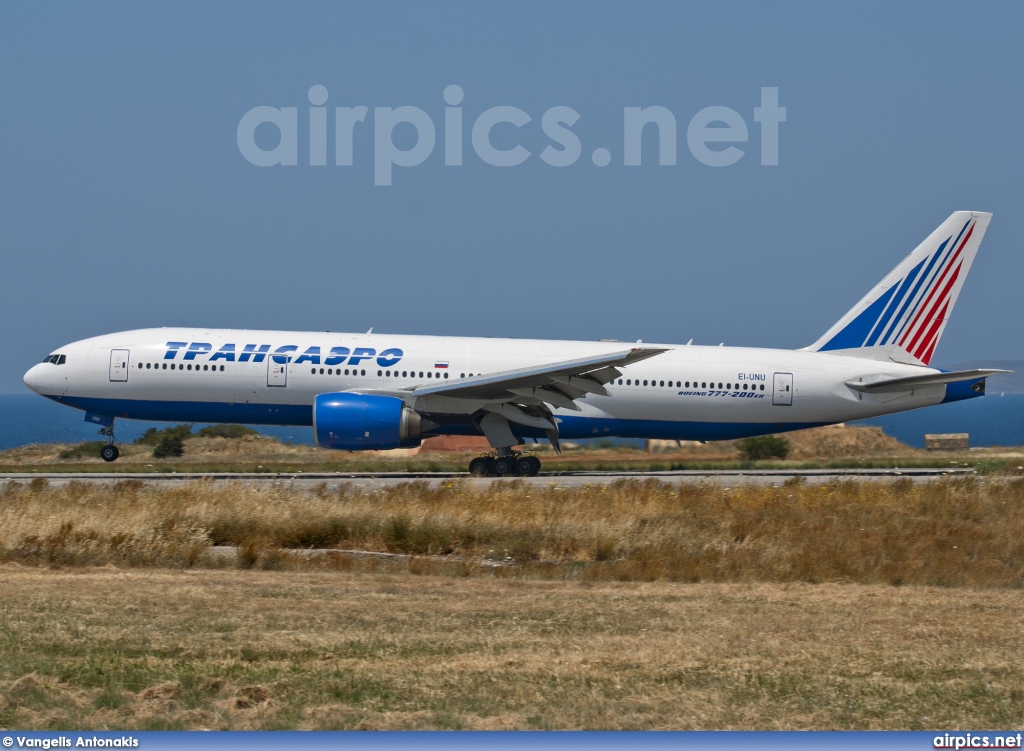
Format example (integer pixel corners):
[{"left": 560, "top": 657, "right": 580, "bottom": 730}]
[{"left": 2, "top": 1, "right": 1022, "bottom": 392}]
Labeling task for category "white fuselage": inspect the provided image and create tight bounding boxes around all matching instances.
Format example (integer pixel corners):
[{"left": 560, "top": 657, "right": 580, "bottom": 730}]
[{"left": 23, "top": 327, "right": 954, "bottom": 442}]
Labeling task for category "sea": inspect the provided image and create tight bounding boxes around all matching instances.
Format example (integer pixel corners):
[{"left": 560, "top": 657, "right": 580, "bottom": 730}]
[
  {"left": 0, "top": 393, "right": 314, "bottom": 451},
  {"left": 0, "top": 391, "right": 1022, "bottom": 452}
]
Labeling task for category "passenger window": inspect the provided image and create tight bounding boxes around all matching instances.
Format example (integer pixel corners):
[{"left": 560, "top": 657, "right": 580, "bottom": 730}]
[
  {"left": 659, "top": 380, "right": 664, "bottom": 387},
  {"left": 361, "top": 370, "right": 365, "bottom": 376},
  {"left": 220, "top": 365, "right": 225, "bottom": 372},
  {"left": 146, "top": 363, "right": 151, "bottom": 369},
  {"left": 427, "top": 372, "right": 432, "bottom": 378},
  {"left": 743, "top": 383, "right": 748, "bottom": 390},
  {"left": 419, "top": 372, "right": 423, "bottom": 378},
  {"left": 138, "top": 363, "right": 143, "bottom": 369},
  {"left": 162, "top": 363, "right": 166, "bottom": 370},
  {"left": 444, "top": 372, "right": 448, "bottom": 379},
  {"left": 760, "top": 384, "right": 765, "bottom": 391},
  {"left": 701, "top": 382, "right": 706, "bottom": 388}
]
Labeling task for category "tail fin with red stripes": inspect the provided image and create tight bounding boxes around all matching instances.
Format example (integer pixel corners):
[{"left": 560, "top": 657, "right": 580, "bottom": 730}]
[{"left": 807, "top": 211, "right": 992, "bottom": 365}]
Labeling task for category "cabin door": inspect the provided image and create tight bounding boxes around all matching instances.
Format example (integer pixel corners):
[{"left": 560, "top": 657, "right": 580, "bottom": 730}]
[
  {"left": 109, "top": 349, "right": 130, "bottom": 382},
  {"left": 772, "top": 372, "right": 793, "bottom": 406},
  {"left": 267, "top": 358, "right": 288, "bottom": 387}
]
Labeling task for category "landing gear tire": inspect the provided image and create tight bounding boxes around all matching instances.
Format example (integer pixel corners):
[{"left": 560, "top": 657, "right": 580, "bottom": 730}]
[
  {"left": 515, "top": 457, "right": 539, "bottom": 477},
  {"left": 493, "top": 457, "right": 514, "bottom": 477},
  {"left": 100, "top": 445, "right": 120, "bottom": 462},
  {"left": 468, "top": 457, "right": 490, "bottom": 476},
  {"left": 468, "top": 452, "right": 539, "bottom": 477}
]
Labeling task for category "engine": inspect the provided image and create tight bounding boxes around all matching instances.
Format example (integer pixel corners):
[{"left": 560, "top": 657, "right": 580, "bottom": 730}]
[{"left": 312, "top": 393, "right": 429, "bottom": 450}]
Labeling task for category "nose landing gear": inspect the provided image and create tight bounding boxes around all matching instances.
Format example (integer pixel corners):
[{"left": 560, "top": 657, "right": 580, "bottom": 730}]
[
  {"left": 468, "top": 450, "right": 540, "bottom": 477},
  {"left": 97, "top": 422, "right": 119, "bottom": 462}
]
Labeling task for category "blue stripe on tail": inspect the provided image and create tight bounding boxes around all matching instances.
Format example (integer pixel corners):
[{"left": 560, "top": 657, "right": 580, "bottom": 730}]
[
  {"left": 874, "top": 239, "right": 948, "bottom": 345},
  {"left": 818, "top": 284, "right": 897, "bottom": 351},
  {"left": 864, "top": 256, "right": 926, "bottom": 346}
]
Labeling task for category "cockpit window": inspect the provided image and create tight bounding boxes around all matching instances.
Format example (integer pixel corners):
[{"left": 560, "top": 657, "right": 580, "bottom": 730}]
[
  {"left": 57, "top": 355, "right": 66, "bottom": 365},
  {"left": 42, "top": 354, "right": 66, "bottom": 365}
]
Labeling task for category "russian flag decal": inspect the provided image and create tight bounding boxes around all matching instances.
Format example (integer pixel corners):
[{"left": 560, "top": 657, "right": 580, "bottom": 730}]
[{"left": 434, "top": 361, "right": 448, "bottom": 369}]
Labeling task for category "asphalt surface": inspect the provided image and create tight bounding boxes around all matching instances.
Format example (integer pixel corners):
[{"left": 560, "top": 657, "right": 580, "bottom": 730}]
[{"left": 0, "top": 467, "right": 978, "bottom": 489}]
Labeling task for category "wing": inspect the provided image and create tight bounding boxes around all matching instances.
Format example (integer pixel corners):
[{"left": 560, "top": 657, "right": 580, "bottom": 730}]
[
  {"left": 410, "top": 347, "right": 664, "bottom": 399},
  {"left": 350, "top": 346, "right": 668, "bottom": 451}
]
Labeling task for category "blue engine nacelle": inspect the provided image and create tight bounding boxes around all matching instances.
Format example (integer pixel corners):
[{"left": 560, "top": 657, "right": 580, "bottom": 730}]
[{"left": 313, "top": 393, "right": 427, "bottom": 450}]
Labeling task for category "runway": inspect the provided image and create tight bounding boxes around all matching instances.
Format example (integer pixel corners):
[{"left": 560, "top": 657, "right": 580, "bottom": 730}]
[{"left": 1, "top": 467, "right": 978, "bottom": 489}]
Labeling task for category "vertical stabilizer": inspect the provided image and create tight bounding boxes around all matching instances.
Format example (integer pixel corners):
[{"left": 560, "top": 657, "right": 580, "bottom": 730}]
[{"left": 807, "top": 211, "right": 992, "bottom": 365}]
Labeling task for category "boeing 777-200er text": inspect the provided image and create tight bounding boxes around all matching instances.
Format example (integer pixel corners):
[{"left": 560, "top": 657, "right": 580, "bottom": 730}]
[{"left": 24, "top": 211, "right": 1008, "bottom": 476}]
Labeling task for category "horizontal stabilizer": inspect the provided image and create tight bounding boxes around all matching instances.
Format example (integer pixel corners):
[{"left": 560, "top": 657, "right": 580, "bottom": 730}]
[{"left": 846, "top": 369, "right": 1009, "bottom": 394}]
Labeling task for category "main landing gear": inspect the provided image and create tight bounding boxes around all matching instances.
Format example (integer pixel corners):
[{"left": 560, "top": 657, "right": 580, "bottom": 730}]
[
  {"left": 468, "top": 450, "right": 541, "bottom": 477},
  {"left": 98, "top": 421, "right": 119, "bottom": 462}
]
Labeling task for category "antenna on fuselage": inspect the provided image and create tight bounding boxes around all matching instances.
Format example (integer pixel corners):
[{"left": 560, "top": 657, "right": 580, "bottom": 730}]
[{"left": 367, "top": 327, "right": 373, "bottom": 334}]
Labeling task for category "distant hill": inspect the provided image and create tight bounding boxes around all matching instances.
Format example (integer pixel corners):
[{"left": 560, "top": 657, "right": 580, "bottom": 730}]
[{"left": 941, "top": 360, "right": 1024, "bottom": 394}]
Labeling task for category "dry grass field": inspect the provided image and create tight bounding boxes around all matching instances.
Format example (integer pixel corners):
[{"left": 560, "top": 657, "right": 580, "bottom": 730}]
[
  {"left": 1, "top": 570, "right": 1022, "bottom": 730},
  {"left": 2, "top": 425, "right": 1021, "bottom": 473},
  {"left": 2, "top": 476, "right": 1024, "bottom": 586},
  {"left": 1, "top": 476, "right": 1023, "bottom": 730}
]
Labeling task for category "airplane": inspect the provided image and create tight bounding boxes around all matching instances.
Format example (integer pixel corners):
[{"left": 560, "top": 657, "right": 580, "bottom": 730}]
[{"left": 23, "top": 210, "right": 1007, "bottom": 476}]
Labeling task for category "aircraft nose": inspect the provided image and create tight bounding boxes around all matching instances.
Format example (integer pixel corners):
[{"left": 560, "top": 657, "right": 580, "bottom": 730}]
[{"left": 23, "top": 364, "right": 47, "bottom": 394}]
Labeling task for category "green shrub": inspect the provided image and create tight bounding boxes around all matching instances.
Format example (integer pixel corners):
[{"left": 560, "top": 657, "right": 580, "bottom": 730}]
[
  {"left": 59, "top": 441, "right": 108, "bottom": 460},
  {"left": 152, "top": 434, "right": 186, "bottom": 458},
  {"left": 136, "top": 424, "right": 193, "bottom": 446},
  {"left": 196, "top": 424, "right": 259, "bottom": 439},
  {"left": 736, "top": 435, "right": 791, "bottom": 460}
]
